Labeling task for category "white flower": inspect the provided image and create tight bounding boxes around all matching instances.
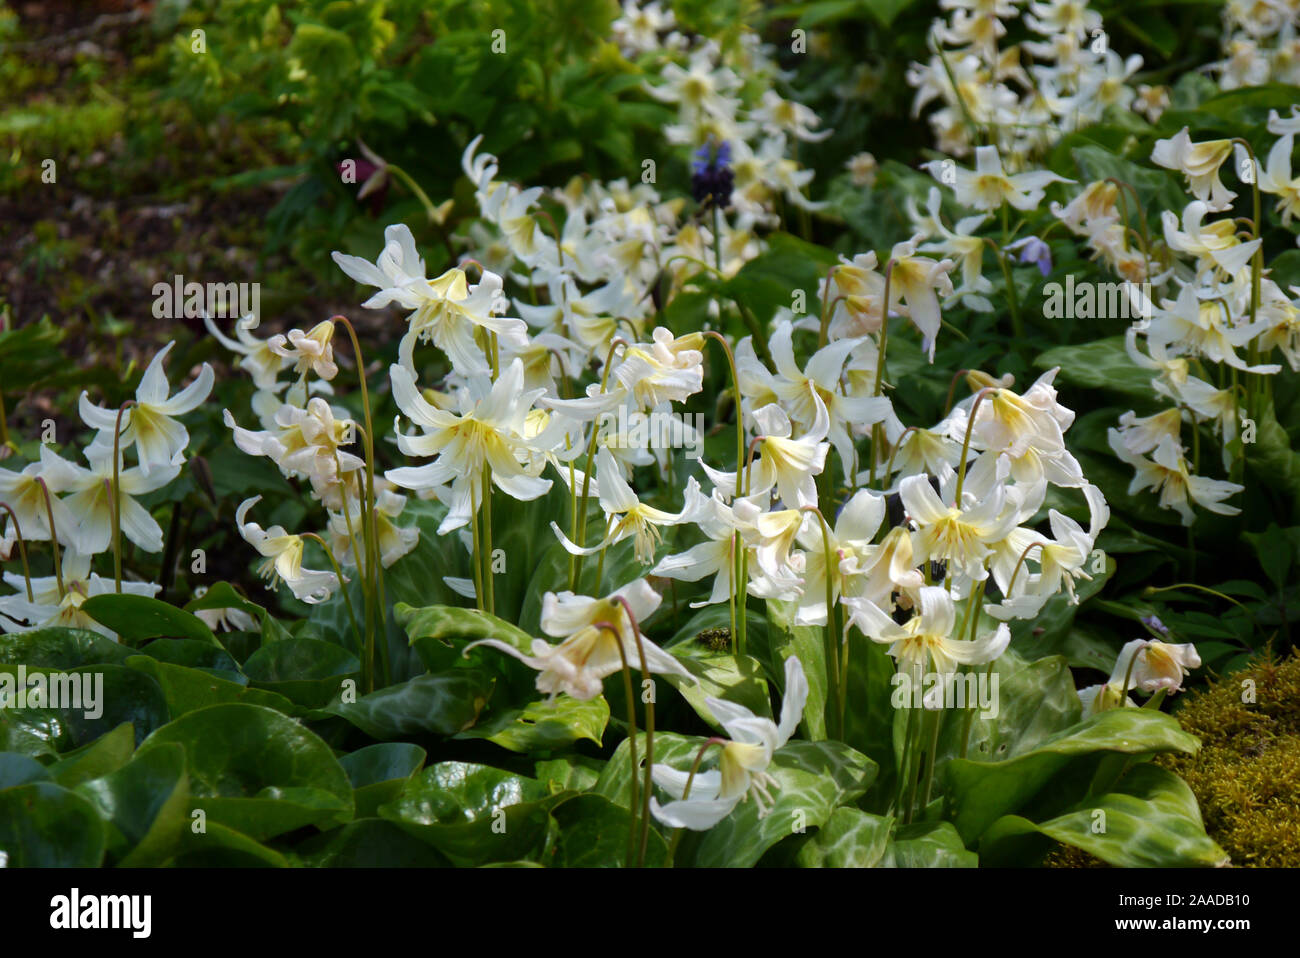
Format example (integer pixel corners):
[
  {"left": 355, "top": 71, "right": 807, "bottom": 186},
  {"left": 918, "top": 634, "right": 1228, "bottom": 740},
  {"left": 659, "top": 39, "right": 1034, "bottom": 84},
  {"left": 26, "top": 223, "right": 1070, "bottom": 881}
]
[
  {"left": 926, "top": 145, "right": 1073, "bottom": 212},
  {"left": 268, "top": 321, "right": 338, "bottom": 382},
  {"left": 846, "top": 585, "right": 1010, "bottom": 677},
  {"left": 702, "top": 399, "right": 829, "bottom": 509},
  {"left": 79, "top": 341, "right": 213, "bottom": 476},
  {"left": 38, "top": 451, "right": 178, "bottom": 556},
  {"left": 1151, "top": 128, "right": 1238, "bottom": 212},
  {"left": 0, "top": 549, "right": 159, "bottom": 637},
  {"left": 235, "top": 496, "right": 339, "bottom": 604},
  {"left": 385, "top": 359, "right": 551, "bottom": 534},
  {"left": 466, "top": 579, "right": 693, "bottom": 700},
  {"left": 205, "top": 314, "right": 289, "bottom": 389},
  {"left": 649, "top": 655, "right": 809, "bottom": 829}
]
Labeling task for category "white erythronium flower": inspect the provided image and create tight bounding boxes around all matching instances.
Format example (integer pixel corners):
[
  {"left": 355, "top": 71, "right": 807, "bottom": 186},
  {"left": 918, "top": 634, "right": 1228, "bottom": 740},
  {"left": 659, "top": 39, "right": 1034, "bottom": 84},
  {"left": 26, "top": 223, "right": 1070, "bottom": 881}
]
[
  {"left": 550, "top": 447, "right": 696, "bottom": 564},
  {"left": 269, "top": 320, "right": 339, "bottom": 382},
  {"left": 38, "top": 450, "right": 179, "bottom": 555},
  {"left": 900, "top": 472, "right": 1019, "bottom": 580},
  {"left": 0, "top": 446, "right": 81, "bottom": 544},
  {"left": 332, "top": 223, "right": 526, "bottom": 375},
  {"left": 886, "top": 236, "right": 957, "bottom": 361},
  {"left": 610, "top": 328, "right": 705, "bottom": 408},
  {"left": 703, "top": 398, "right": 829, "bottom": 509},
  {"left": 926, "top": 145, "right": 1073, "bottom": 211},
  {"left": 0, "top": 549, "right": 159, "bottom": 637},
  {"left": 465, "top": 578, "right": 694, "bottom": 700},
  {"left": 190, "top": 584, "right": 257, "bottom": 633},
  {"left": 385, "top": 359, "right": 552, "bottom": 534},
  {"left": 1108, "top": 431, "right": 1243, "bottom": 524},
  {"left": 1151, "top": 128, "right": 1238, "bottom": 212},
  {"left": 79, "top": 341, "right": 213, "bottom": 476},
  {"left": 846, "top": 584, "right": 1010, "bottom": 679},
  {"left": 1078, "top": 638, "right": 1201, "bottom": 713},
  {"left": 328, "top": 484, "right": 420, "bottom": 569},
  {"left": 649, "top": 655, "right": 809, "bottom": 829},
  {"left": 235, "top": 495, "right": 339, "bottom": 604},
  {"left": 205, "top": 313, "right": 290, "bottom": 389}
]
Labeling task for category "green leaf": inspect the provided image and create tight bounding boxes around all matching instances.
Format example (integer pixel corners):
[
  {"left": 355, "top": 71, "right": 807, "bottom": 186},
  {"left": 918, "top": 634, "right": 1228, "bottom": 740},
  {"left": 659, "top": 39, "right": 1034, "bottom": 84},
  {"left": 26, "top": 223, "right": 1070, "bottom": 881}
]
[
  {"left": 549, "top": 793, "right": 669, "bottom": 867},
  {"left": 0, "top": 627, "right": 133, "bottom": 668},
  {"left": 766, "top": 599, "right": 828, "bottom": 740},
  {"left": 1035, "top": 337, "right": 1154, "bottom": 401},
  {"left": 339, "top": 742, "right": 426, "bottom": 818},
  {"left": 0, "top": 752, "right": 51, "bottom": 788},
  {"left": 184, "top": 581, "right": 291, "bottom": 645},
  {"left": 81, "top": 594, "right": 220, "bottom": 647},
  {"left": 136, "top": 703, "right": 353, "bottom": 840},
  {"left": 242, "top": 637, "right": 360, "bottom": 708},
  {"left": 879, "top": 821, "right": 978, "bottom": 867},
  {"left": 297, "top": 818, "right": 453, "bottom": 867},
  {"left": 171, "top": 820, "right": 288, "bottom": 867},
  {"left": 662, "top": 644, "right": 773, "bottom": 730},
  {"left": 379, "top": 762, "right": 564, "bottom": 866},
  {"left": 125, "top": 655, "right": 297, "bottom": 718},
  {"left": 49, "top": 721, "right": 135, "bottom": 788},
  {"left": 75, "top": 742, "right": 190, "bottom": 867},
  {"left": 0, "top": 782, "right": 107, "bottom": 866},
  {"left": 795, "top": 807, "right": 894, "bottom": 867},
  {"left": 980, "top": 765, "right": 1228, "bottom": 867},
  {"left": 319, "top": 669, "right": 494, "bottom": 739},
  {"left": 396, "top": 601, "right": 534, "bottom": 672},
  {"left": 458, "top": 694, "right": 609, "bottom": 752},
  {"left": 946, "top": 708, "right": 1201, "bottom": 844}
]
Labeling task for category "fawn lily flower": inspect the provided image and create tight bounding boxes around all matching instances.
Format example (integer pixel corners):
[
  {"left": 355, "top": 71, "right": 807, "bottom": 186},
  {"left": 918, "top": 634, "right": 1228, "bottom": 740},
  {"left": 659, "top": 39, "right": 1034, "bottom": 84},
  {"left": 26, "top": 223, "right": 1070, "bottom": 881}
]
[
  {"left": 926, "top": 145, "right": 1073, "bottom": 212},
  {"left": 1147, "top": 284, "right": 1280, "bottom": 374},
  {"left": 901, "top": 473, "right": 1019, "bottom": 579},
  {"left": 0, "top": 447, "right": 81, "bottom": 544},
  {"left": 205, "top": 313, "right": 289, "bottom": 389},
  {"left": 1161, "top": 202, "right": 1260, "bottom": 276},
  {"left": 269, "top": 321, "right": 338, "bottom": 382},
  {"left": 887, "top": 236, "right": 956, "bottom": 361},
  {"left": 38, "top": 451, "right": 178, "bottom": 555},
  {"left": 1108, "top": 432, "right": 1242, "bottom": 524},
  {"left": 847, "top": 585, "right": 1010, "bottom": 677},
  {"left": 1115, "top": 638, "right": 1202, "bottom": 694},
  {"left": 79, "top": 341, "right": 213, "bottom": 476},
  {"left": 793, "top": 488, "right": 894, "bottom": 626},
  {"left": 550, "top": 447, "right": 695, "bottom": 564},
  {"left": 1257, "top": 133, "right": 1300, "bottom": 225},
  {"left": 328, "top": 485, "right": 419, "bottom": 568},
  {"left": 652, "top": 486, "right": 759, "bottom": 608},
  {"left": 190, "top": 584, "right": 257, "bottom": 633},
  {"left": 385, "top": 359, "right": 551, "bottom": 534},
  {"left": 235, "top": 496, "right": 339, "bottom": 604},
  {"left": 466, "top": 579, "right": 693, "bottom": 700},
  {"left": 611, "top": 328, "right": 705, "bottom": 408},
  {"left": 702, "top": 399, "right": 830, "bottom": 508},
  {"left": 0, "top": 549, "right": 159, "bottom": 638},
  {"left": 762, "top": 321, "right": 891, "bottom": 479},
  {"left": 649, "top": 655, "right": 809, "bottom": 829},
  {"left": 1151, "top": 129, "right": 1238, "bottom": 212}
]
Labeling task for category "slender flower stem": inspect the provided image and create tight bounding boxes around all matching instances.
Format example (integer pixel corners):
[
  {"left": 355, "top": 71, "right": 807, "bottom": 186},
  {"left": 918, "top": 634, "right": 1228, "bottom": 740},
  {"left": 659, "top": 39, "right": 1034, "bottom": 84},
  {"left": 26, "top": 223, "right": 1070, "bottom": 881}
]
[
  {"left": 803, "top": 504, "right": 842, "bottom": 740},
  {"left": 665, "top": 738, "right": 726, "bottom": 868},
  {"left": 615, "top": 595, "right": 654, "bottom": 867},
  {"left": 920, "top": 705, "right": 943, "bottom": 811},
  {"left": 0, "top": 503, "right": 34, "bottom": 600},
  {"left": 602, "top": 622, "right": 640, "bottom": 868},
  {"left": 955, "top": 387, "right": 996, "bottom": 504},
  {"left": 334, "top": 316, "right": 387, "bottom": 687},
  {"left": 481, "top": 466, "right": 495, "bottom": 616},
  {"left": 704, "top": 331, "right": 747, "bottom": 654},
  {"left": 302, "top": 533, "right": 361, "bottom": 647},
  {"left": 111, "top": 400, "right": 134, "bottom": 593},
  {"left": 34, "top": 478, "right": 64, "bottom": 598},
  {"left": 571, "top": 339, "right": 626, "bottom": 591}
]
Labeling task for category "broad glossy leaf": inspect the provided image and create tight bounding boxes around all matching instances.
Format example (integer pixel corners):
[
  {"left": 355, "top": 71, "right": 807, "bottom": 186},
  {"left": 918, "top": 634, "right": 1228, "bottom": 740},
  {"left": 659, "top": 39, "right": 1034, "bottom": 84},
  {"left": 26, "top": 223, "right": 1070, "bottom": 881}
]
[
  {"left": 49, "top": 721, "right": 135, "bottom": 788},
  {"left": 765, "top": 599, "right": 828, "bottom": 740},
  {"left": 946, "top": 708, "right": 1201, "bottom": 844},
  {"left": 75, "top": 742, "right": 190, "bottom": 867},
  {"left": 137, "top": 638, "right": 243, "bottom": 679},
  {"left": 0, "top": 752, "right": 50, "bottom": 788},
  {"left": 458, "top": 694, "right": 609, "bottom": 752},
  {"left": 171, "top": 820, "right": 288, "bottom": 867},
  {"left": 243, "top": 637, "right": 360, "bottom": 708},
  {"left": 297, "top": 818, "right": 453, "bottom": 867},
  {"left": 795, "top": 807, "right": 894, "bottom": 867},
  {"left": 319, "top": 669, "right": 493, "bottom": 740},
  {"left": 184, "top": 581, "right": 292, "bottom": 645},
  {"left": 379, "top": 762, "right": 564, "bottom": 866},
  {"left": 81, "top": 594, "right": 220, "bottom": 647},
  {"left": 980, "top": 765, "right": 1228, "bottom": 867},
  {"left": 662, "top": 644, "right": 772, "bottom": 730},
  {"left": 125, "top": 655, "right": 297, "bottom": 718},
  {"left": 1036, "top": 337, "right": 1154, "bottom": 401},
  {"left": 0, "top": 782, "right": 107, "bottom": 866},
  {"left": 879, "top": 821, "right": 978, "bottom": 868},
  {"left": 339, "top": 742, "right": 427, "bottom": 818},
  {"left": 397, "top": 602, "right": 534, "bottom": 672},
  {"left": 547, "top": 793, "right": 668, "bottom": 867},
  {"left": 136, "top": 703, "right": 353, "bottom": 840},
  {"left": 0, "top": 627, "right": 133, "bottom": 668}
]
